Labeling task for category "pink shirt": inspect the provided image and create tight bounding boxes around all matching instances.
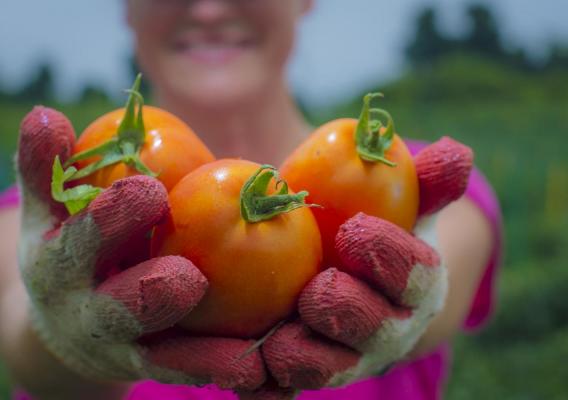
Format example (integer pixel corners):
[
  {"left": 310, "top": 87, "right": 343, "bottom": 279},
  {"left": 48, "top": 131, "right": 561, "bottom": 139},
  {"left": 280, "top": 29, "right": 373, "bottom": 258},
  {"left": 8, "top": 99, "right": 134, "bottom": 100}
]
[{"left": 6, "top": 140, "right": 502, "bottom": 400}]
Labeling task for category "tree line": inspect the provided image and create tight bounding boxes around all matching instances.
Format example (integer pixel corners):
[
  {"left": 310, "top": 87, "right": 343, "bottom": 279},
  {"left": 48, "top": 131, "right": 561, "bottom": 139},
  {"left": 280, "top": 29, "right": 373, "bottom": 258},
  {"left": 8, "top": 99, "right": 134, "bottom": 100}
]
[{"left": 406, "top": 3, "right": 568, "bottom": 71}]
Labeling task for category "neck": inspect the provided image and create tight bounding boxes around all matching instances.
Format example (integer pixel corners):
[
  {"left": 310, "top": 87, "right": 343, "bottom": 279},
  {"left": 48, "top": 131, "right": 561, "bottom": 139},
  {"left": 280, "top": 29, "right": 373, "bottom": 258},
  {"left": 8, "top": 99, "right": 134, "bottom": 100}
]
[{"left": 157, "top": 81, "right": 310, "bottom": 166}]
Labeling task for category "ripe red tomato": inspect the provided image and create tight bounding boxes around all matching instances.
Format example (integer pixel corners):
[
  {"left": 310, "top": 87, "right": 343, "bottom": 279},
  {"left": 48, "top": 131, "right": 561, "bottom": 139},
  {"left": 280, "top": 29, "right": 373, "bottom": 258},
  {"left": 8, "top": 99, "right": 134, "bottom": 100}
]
[
  {"left": 281, "top": 94, "right": 419, "bottom": 268},
  {"left": 152, "top": 160, "right": 322, "bottom": 338},
  {"left": 73, "top": 105, "right": 214, "bottom": 192},
  {"left": 51, "top": 76, "right": 215, "bottom": 272},
  {"left": 62, "top": 75, "right": 214, "bottom": 192}
]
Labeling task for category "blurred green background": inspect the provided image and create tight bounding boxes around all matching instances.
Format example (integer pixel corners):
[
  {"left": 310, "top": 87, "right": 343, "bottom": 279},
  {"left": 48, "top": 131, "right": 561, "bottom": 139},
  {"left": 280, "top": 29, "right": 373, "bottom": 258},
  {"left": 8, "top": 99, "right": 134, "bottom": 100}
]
[{"left": 1, "top": 3, "right": 568, "bottom": 399}]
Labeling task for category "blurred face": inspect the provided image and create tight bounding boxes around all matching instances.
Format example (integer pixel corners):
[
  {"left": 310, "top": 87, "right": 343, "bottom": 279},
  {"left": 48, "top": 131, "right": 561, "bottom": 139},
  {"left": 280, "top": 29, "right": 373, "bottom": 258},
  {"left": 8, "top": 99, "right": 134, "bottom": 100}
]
[{"left": 127, "top": 0, "right": 311, "bottom": 108}]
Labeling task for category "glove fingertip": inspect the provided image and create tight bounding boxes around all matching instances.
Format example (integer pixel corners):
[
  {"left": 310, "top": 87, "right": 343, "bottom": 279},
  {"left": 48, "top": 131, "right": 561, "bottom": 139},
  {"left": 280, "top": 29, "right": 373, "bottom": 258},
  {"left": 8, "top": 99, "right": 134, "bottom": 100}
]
[
  {"left": 299, "top": 268, "right": 411, "bottom": 349},
  {"left": 262, "top": 321, "right": 360, "bottom": 390},
  {"left": 18, "top": 106, "right": 76, "bottom": 219},
  {"left": 95, "top": 256, "right": 208, "bottom": 337},
  {"left": 146, "top": 336, "right": 266, "bottom": 391},
  {"left": 89, "top": 175, "right": 170, "bottom": 231},
  {"left": 86, "top": 176, "right": 170, "bottom": 277},
  {"left": 415, "top": 136, "right": 474, "bottom": 216},
  {"left": 335, "top": 213, "right": 440, "bottom": 307}
]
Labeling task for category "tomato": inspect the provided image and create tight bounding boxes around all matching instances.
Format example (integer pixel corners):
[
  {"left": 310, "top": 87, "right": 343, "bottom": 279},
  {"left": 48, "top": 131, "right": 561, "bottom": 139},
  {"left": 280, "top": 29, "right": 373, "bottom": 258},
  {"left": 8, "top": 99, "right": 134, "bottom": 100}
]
[
  {"left": 50, "top": 75, "right": 215, "bottom": 272},
  {"left": 73, "top": 105, "right": 214, "bottom": 191},
  {"left": 280, "top": 94, "right": 419, "bottom": 269},
  {"left": 152, "top": 160, "right": 322, "bottom": 338},
  {"left": 62, "top": 75, "right": 214, "bottom": 192}
]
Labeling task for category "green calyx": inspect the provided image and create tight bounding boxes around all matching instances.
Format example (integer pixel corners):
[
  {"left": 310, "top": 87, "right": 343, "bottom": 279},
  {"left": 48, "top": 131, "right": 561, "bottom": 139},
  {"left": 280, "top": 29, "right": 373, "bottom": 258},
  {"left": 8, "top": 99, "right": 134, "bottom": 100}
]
[
  {"left": 51, "top": 156, "right": 102, "bottom": 215},
  {"left": 354, "top": 92, "right": 397, "bottom": 167},
  {"left": 51, "top": 74, "right": 157, "bottom": 215},
  {"left": 64, "top": 73, "right": 157, "bottom": 180},
  {"left": 240, "top": 165, "right": 316, "bottom": 223}
]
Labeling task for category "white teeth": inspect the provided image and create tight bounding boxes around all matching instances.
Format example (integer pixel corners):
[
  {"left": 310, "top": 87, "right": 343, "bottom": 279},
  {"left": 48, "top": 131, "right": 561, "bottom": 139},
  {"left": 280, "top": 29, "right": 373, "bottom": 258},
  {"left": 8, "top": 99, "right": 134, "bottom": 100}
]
[
  {"left": 176, "top": 33, "right": 251, "bottom": 49},
  {"left": 189, "top": 42, "right": 240, "bottom": 50}
]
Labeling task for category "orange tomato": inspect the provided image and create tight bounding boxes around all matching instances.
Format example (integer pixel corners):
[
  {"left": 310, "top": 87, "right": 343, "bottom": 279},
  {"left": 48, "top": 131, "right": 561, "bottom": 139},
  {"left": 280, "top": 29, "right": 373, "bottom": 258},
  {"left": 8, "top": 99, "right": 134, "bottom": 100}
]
[
  {"left": 281, "top": 94, "right": 419, "bottom": 268},
  {"left": 74, "top": 105, "right": 214, "bottom": 191},
  {"left": 153, "top": 159, "right": 322, "bottom": 338}
]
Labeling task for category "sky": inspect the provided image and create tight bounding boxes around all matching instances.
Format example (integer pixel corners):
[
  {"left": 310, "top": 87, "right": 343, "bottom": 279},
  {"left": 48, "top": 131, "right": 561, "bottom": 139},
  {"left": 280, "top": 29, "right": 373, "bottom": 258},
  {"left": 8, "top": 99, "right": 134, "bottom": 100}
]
[{"left": 1, "top": 0, "right": 567, "bottom": 108}]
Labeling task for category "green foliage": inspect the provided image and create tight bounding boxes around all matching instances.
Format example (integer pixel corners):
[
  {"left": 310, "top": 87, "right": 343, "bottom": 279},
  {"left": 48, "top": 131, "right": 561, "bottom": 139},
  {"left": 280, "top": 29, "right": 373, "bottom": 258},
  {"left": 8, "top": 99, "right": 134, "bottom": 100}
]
[
  {"left": 449, "top": 262, "right": 568, "bottom": 399},
  {"left": 400, "top": 53, "right": 568, "bottom": 104},
  {"left": 406, "top": 7, "right": 452, "bottom": 68},
  {"left": 0, "top": 61, "right": 115, "bottom": 104},
  {"left": 546, "top": 43, "right": 568, "bottom": 70},
  {"left": 387, "top": 53, "right": 528, "bottom": 103},
  {"left": 0, "top": 360, "right": 8, "bottom": 399},
  {"left": 406, "top": 3, "right": 541, "bottom": 72},
  {"left": 464, "top": 4, "right": 502, "bottom": 57},
  {"left": 1, "top": 63, "right": 57, "bottom": 102},
  {"left": 79, "top": 85, "right": 111, "bottom": 104}
]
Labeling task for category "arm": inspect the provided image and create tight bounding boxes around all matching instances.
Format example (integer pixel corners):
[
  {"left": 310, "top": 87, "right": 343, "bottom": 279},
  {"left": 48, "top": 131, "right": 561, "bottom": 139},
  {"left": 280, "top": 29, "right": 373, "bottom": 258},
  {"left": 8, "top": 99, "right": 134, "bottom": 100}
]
[
  {"left": 0, "top": 207, "right": 130, "bottom": 400},
  {"left": 0, "top": 208, "right": 20, "bottom": 296},
  {"left": 411, "top": 196, "right": 494, "bottom": 357}
]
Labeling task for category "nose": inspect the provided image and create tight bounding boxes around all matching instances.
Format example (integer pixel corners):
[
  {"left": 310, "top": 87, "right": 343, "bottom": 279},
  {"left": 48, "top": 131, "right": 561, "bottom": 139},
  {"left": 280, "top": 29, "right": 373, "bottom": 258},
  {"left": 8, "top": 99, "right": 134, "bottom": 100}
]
[{"left": 187, "top": 0, "right": 236, "bottom": 23}]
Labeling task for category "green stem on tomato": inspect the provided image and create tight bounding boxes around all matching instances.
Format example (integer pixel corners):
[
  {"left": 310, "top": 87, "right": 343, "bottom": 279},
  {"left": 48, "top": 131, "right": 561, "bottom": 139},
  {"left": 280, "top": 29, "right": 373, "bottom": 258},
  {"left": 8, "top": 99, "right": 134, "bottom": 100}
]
[
  {"left": 64, "top": 73, "right": 157, "bottom": 180},
  {"left": 51, "top": 156, "right": 103, "bottom": 215},
  {"left": 51, "top": 74, "right": 157, "bottom": 215},
  {"left": 240, "top": 165, "right": 318, "bottom": 223},
  {"left": 354, "top": 92, "right": 397, "bottom": 167}
]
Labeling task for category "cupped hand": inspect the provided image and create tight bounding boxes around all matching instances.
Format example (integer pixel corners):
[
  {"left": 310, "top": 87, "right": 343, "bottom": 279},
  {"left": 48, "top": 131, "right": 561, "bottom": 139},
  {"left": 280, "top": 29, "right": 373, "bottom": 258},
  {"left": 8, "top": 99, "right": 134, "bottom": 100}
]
[
  {"left": 16, "top": 106, "right": 267, "bottom": 392},
  {"left": 241, "top": 137, "right": 473, "bottom": 398}
]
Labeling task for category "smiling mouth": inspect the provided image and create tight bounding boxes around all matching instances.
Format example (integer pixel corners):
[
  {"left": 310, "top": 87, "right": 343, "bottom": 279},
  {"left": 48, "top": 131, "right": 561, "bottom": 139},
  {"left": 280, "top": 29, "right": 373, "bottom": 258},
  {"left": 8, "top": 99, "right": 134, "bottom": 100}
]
[{"left": 173, "top": 35, "right": 255, "bottom": 64}]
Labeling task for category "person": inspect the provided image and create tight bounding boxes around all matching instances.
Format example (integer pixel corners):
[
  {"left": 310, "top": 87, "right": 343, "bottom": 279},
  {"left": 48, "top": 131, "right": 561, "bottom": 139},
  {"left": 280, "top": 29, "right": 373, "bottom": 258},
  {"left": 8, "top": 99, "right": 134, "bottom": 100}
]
[{"left": 0, "top": 0, "right": 502, "bottom": 399}]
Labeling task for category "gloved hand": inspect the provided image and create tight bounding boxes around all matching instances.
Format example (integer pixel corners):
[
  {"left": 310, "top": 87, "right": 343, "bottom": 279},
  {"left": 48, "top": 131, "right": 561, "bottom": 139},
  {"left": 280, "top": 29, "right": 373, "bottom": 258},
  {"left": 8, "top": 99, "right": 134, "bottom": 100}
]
[
  {"left": 16, "top": 106, "right": 267, "bottom": 391},
  {"left": 245, "top": 137, "right": 473, "bottom": 397}
]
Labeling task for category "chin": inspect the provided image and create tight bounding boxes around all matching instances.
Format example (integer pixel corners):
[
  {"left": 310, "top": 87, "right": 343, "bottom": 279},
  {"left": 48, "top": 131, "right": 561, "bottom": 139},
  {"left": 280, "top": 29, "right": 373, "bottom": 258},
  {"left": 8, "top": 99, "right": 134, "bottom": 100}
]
[{"left": 168, "top": 73, "right": 267, "bottom": 110}]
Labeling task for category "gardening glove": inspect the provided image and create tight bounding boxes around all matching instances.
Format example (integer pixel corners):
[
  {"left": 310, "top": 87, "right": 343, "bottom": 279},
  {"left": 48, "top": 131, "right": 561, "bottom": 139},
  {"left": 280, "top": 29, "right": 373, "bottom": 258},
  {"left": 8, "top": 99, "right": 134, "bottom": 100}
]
[
  {"left": 15, "top": 106, "right": 266, "bottom": 391},
  {"left": 254, "top": 137, "right": 473, "bottom": 395}
]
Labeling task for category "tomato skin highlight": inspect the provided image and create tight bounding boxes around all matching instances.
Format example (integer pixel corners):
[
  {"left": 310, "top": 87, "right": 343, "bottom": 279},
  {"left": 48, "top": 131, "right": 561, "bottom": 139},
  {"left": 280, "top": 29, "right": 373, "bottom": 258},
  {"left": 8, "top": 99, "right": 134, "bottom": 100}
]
[
  {"left": 152, "top": 159, "right": 323, "bottom": 339},
  {"left": 280, "top": 118, "right": 419, "bottom": 269},
  {"left": 73, "top": 105, "right": 215, "bottom": 191}
]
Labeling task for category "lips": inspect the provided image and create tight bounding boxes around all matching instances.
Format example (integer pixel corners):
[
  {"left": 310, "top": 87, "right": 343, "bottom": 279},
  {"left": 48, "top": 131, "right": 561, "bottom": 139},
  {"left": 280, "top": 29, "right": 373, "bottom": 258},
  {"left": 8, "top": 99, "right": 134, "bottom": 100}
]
[{"left": 173, "top": 31, "right": 256, "bottom": 64}]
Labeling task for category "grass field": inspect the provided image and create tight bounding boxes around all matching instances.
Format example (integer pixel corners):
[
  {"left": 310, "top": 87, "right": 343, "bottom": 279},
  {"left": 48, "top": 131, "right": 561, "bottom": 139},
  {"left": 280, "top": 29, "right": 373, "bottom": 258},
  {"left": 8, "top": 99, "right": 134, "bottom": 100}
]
[{"left": 1, "top": 56, "right": 567, "bottom": 398}]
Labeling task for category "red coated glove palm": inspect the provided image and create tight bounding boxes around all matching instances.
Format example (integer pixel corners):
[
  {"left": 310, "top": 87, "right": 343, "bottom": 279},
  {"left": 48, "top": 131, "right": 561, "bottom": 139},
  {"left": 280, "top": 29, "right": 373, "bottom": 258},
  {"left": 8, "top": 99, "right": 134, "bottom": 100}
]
[
  {"left": 16, "top": 107, "right": 266, "bottom": 391},
  {"left": 249, "top": 138, "right": 473, "bottom": 397}
]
